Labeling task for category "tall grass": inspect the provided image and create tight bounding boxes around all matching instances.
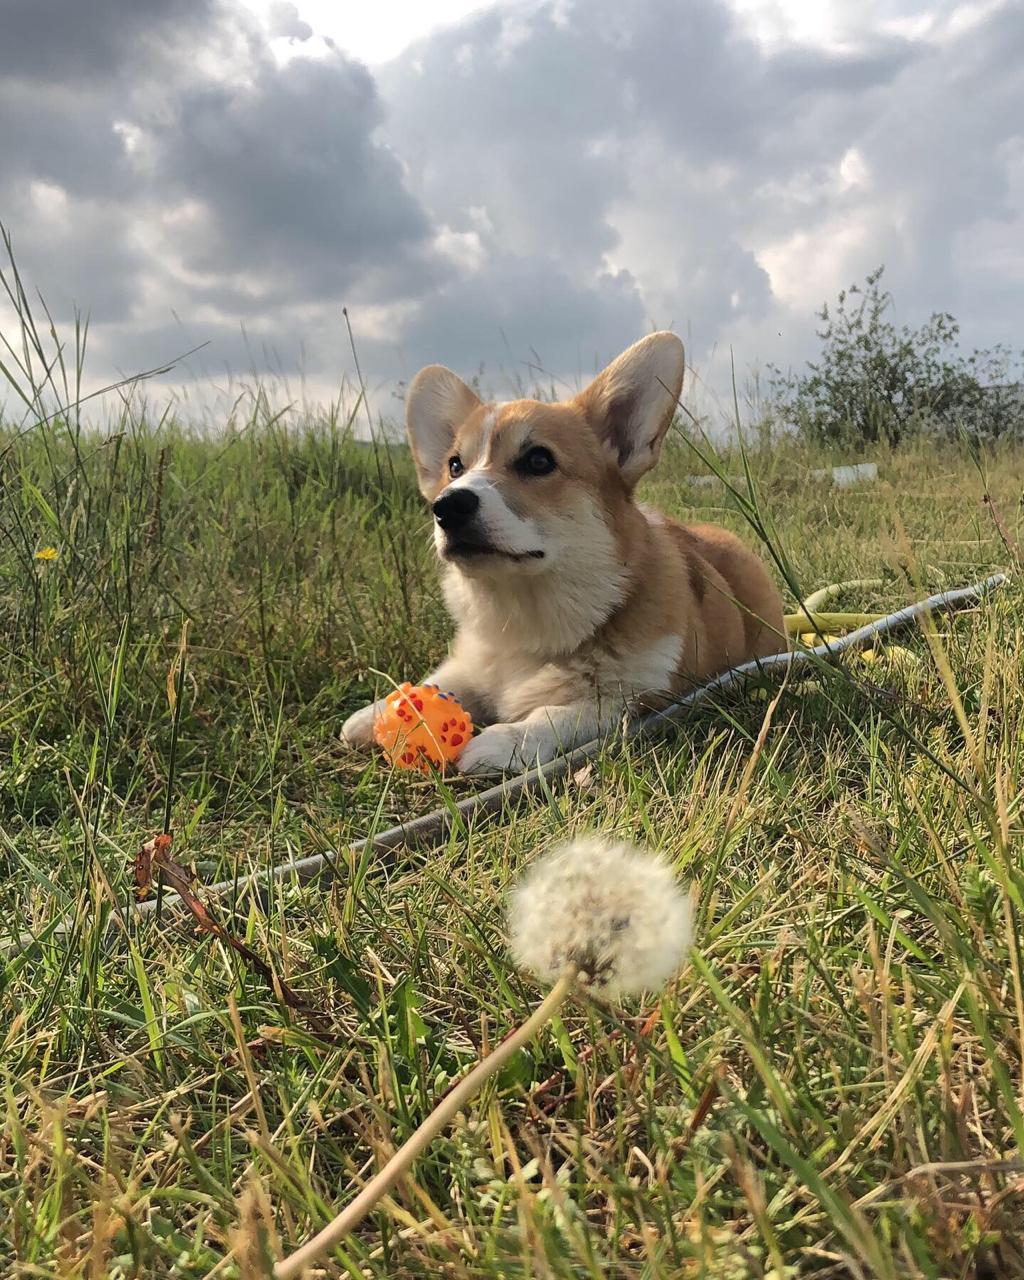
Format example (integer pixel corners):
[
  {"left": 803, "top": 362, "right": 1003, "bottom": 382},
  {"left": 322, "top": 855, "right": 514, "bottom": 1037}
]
[{"left": 3, "top": 256, "right": 1024, "bottom": 1276}]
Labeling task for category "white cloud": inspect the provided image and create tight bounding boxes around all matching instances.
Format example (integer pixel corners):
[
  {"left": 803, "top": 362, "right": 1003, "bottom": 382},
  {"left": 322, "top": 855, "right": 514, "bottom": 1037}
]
[
  {"left": 433, "top": 226, "right": 487, "bottom": 272},
  {"left": 28, "top": 180, "right": 70, "bottom": 225},
  {"left": 838, "top": 146, "right": 870, "bottom": 190},
  {"left": 239, "top": 0, "right": 502, "bottom": 64}
]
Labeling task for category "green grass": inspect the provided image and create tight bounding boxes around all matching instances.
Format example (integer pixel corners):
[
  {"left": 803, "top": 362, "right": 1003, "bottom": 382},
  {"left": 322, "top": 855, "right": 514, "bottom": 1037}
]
[{"left": 3, "top": 375, "right": 1024, "bottom": 1278}]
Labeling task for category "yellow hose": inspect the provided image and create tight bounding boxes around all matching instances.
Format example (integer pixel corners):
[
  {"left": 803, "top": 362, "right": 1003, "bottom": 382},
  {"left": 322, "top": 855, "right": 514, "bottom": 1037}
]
[
  {"left": 801, "top": 578, "right": 883, "bottom": 613},
  {"left": 783, "top": 610, "right": 887, "bottom": 636},
  {"left": 785, "top": 578, "right": 888, "bottom": 638}
]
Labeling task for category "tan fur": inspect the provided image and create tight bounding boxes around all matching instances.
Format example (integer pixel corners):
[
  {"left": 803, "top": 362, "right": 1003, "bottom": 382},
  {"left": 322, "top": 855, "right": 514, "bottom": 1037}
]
[{"left": 343, "top": 332, "right": 785, "bottom": 773}]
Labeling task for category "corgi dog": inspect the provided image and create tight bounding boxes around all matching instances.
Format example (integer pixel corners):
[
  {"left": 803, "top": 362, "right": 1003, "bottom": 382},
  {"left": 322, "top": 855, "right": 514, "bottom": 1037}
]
[{"left": 342, "top": 332, "right": 785, "bottom": 774}]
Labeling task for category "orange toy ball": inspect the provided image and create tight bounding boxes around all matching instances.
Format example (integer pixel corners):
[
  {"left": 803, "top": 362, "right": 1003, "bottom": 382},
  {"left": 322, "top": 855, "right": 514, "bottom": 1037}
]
[{"left": 372, "top": 683, "right": 474, "bottom": 774}]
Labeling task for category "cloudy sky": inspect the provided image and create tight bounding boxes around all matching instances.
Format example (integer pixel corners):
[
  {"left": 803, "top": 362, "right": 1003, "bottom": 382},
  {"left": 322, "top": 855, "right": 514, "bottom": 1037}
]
[{"left": 1, "top": 0, "right": 1021, "bottom": 422}]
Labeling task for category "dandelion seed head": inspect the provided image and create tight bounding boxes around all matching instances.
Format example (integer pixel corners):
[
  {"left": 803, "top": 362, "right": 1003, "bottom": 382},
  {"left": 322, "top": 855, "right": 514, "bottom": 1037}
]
[{"left": 507, "top": 835, "right": 692, "bottom": 997}]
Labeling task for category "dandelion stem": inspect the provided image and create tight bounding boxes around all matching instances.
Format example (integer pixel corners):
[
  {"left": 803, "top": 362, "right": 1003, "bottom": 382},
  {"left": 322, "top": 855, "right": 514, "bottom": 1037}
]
[{"left": 274, "top": 967, "right": 578, "bottom": 1279}]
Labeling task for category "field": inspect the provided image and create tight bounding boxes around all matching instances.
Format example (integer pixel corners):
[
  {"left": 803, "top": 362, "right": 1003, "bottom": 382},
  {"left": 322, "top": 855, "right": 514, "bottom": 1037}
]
[{"left": 3, "top": 394, "right": 1024, "bottom": 1277}]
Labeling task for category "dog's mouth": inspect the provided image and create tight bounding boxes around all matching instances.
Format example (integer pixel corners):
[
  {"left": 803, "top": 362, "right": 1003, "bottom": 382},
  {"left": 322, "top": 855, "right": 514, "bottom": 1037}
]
[{"left": 444, "top": 538, "right": 544, "bottom": 563}]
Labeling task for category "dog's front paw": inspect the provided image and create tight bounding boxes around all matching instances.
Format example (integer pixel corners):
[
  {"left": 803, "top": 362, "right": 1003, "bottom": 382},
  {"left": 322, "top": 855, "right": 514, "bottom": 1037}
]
[
  {"left": 341, "top": 701, "right": 383, "bottom": 748},
  {"left": 456, "top": 724, "right": 532, "bottom": 775}
]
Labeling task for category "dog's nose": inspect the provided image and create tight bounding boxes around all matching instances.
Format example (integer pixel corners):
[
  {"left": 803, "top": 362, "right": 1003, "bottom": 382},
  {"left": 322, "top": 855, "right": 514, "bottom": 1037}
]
[{"left": 432, "top": 488, "right": 480, "bottom": 532}]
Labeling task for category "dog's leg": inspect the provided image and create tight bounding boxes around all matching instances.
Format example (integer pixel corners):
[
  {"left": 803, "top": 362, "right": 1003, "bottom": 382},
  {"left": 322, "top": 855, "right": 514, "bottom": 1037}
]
[
  {"left": 456, "top": 700, "right": 620, "bottom": 775},
  {"left": 339, "top": 696, "right": 389, "bottom": 747},
  {"left": 340, "top": 658, "right": 488, "bottom": 748}
]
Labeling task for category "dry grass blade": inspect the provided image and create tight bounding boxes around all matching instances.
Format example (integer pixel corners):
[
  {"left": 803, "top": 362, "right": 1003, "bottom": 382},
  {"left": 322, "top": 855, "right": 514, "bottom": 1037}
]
[{"left": 134, "top": 833, "right": 345, "bottom": 1045}]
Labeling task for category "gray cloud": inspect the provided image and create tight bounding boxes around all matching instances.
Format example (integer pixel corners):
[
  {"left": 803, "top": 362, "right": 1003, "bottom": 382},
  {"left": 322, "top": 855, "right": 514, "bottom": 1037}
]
[
  {"left": 0, "top": 0, "right": 448, "bottom": 352},
  {"left": 267, "top": 2, "right": 313, "bottom": 41},
  {"left": 0, "top": 0, "right": 1020, "bottom": 412},
  {"left": 378, "top": 0, "right": 803, "bottom": 369},
  {"left": 0, "top": 84, "right": 137, "bottom": 202},
  {"left": 145, "top": 53, "right": 438, "bottom": 301},
  {"left": 380, "top": 0, "right": 1022, "bottom": 389},
  {"left": 0, "top": 0, "right": 218, "bottom": 81},
  {"left": 850, "top": 3, "right": 1024, "bottom": 326},
  {"left": 365, "top": 255, "right": 649, "bottom": 393}
]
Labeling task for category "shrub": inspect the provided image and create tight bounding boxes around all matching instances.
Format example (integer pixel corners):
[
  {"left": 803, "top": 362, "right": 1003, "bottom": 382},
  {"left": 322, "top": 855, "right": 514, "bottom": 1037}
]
[{"left": 769, "top": 266, "right": 1023, "bottom": 447}]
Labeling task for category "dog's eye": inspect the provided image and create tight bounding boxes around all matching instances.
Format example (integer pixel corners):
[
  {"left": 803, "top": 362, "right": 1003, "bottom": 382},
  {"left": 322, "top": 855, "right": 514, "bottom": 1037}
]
[
  {"left": 448, "top": 455, "right": 464, "bottom": 478},
  {"left": 518, "top": 446, "right": 556, "bottom": 476}
]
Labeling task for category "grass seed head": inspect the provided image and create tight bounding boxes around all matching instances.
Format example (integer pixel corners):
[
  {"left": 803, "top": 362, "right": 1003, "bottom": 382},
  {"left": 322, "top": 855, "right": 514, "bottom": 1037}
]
[{"left": 507, "top": 835, "right": 693, "bottom": 997}]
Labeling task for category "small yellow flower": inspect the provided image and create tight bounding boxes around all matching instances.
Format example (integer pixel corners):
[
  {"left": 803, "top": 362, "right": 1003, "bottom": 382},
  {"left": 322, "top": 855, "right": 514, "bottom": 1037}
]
[{"left": 35, "top": 546, "right": 59, "bottom": 562}]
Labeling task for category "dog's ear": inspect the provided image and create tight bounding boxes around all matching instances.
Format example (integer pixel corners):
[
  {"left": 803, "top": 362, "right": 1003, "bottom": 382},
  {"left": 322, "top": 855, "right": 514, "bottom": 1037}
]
[
  {"left": 575, "top": 332, "right": 685, "bottom": 489},
  {"left": 405, "top": 365, "right": 482, "bottom": 495}
]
